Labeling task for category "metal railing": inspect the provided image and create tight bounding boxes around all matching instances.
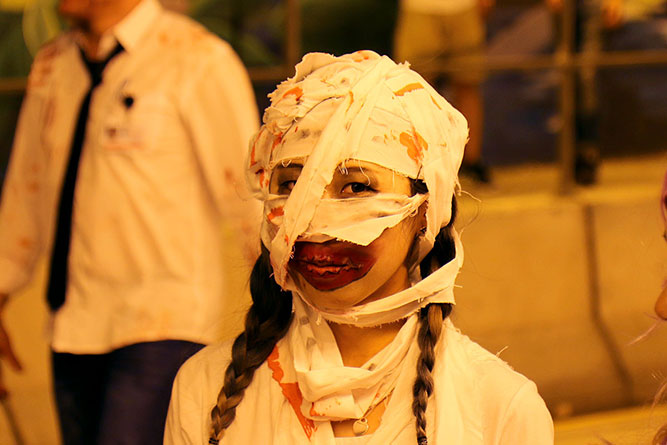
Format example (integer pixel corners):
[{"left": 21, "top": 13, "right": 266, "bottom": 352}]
[{"left": 1, "top": 0, "right": 665, "bottom": 192}]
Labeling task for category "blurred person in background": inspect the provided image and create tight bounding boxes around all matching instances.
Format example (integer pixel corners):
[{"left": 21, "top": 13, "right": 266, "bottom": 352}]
[
  {"left": 394, "top": 0, "right": 494, "bottom": 184},
  {"left": 547, "top": 0, "right": 624, "bottom": 185},
  {"left": 0, "top": 0, "right": 259, "bottom": 443}
]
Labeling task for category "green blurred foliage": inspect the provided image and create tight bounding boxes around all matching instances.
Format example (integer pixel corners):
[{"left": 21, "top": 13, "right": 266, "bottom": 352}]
[
  {"left": 0, "top": 11, "right": 32, "bottom": 77},
  {"left": 300, "top": 0, "right": 398, "bottom": 57},
  {"left": 188, "top": 0, "right": 400, "bottom": 66},
  {"left": 0, "top": 11, "right": 32, "bottom": 182},
  {"left": 190, "top": 0, "right": 284, "bottom": 66}
]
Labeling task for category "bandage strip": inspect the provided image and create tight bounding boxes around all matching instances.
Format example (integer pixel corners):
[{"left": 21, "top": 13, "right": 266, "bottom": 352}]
[{"left": 247, "top": 51, "right": 469, "bottom": 325}]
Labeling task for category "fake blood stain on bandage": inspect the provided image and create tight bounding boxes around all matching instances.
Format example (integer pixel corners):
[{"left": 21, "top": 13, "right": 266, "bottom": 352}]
[
  {"left": 267, "top": 206, "right": 284, "bottom": 222},
  {"left": 399, "top": 130, "right": 428, "bottom": 162},
  {"left": 282, "top": 86, "right": 304, "bottom": 101},
  {"left": 267, "top": 347, "right": 316, "bottom": 438},
  {"left": 393, "top": 82, "right": 424, "bottom": 96}
]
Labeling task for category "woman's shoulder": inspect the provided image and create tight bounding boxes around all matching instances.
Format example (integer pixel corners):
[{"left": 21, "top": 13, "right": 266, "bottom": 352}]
[
  {"left": 165, "top": 340, "right": 236, "bottom": 445},
  {"left": 170, "top": 340, "right": 236, "bottom": 408},
  {"left": 442, "top": 322, "right": 532, "bottom": 391},
  {"left": 167, "top": 338, "right": 288, "bottom": 444},
  {"left": 439, "top": 322, "right": 554, "bottom": 443},
  {"left": 178, "top": 340, "right": 234, "bottom": 379}
]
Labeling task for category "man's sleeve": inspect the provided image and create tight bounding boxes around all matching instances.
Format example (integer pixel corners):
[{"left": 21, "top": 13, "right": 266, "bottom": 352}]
[
  {"left": 178, "top": 39, "right": 262, "bottom": 260},
  {"left": 0, "top": 63, "right": 50, "bottom": 295}
]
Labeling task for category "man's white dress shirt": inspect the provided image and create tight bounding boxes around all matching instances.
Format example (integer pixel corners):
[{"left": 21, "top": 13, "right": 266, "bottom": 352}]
[{"left": 0, "top": 0, "right": 260, "bottom": 353}]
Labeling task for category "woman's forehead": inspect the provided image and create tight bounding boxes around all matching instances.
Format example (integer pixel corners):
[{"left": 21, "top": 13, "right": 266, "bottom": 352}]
[{"left": 266, "top": 94, "right": 423, "bottom": 180}]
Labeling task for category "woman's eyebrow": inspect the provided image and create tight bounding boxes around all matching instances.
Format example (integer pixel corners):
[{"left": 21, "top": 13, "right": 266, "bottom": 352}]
[
  {"left": 339, "top": 166, "right": 379, "bottom": 176},
  {"left": 345, "top": 166, "right": 378, "bottom": 182},
  {"left": 337, "top": 166, "right": 377, "bottom": 186}
]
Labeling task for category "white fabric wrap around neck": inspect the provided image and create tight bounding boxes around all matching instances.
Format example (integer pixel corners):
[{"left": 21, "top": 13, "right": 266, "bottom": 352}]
[{"left": 246, "top": 51, "right": 468, "bottom": 326}]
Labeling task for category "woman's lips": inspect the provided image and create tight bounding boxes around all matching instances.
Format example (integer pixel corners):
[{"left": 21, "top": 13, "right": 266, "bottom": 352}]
[{"left": 290, "top": 241, "right": 376, "bottom": 291}]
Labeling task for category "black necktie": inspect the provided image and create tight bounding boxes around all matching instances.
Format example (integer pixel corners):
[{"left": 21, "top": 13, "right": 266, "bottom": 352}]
[{"left": 46, "top": 43, "right": 124, "bottom": 311}]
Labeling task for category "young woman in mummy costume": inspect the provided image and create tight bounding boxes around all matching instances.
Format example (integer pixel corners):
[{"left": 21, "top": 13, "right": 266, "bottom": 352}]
[{"left": 165, "top": 51, "right": 554, "bottom": 445}]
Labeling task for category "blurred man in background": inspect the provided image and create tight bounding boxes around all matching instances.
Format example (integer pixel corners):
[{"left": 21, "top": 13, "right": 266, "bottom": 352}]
[
  {"left": 547, "top": 0, "right": 624, "bottom": 185},
  {"left": 0, "top": 0, "right": 259, "bottom": 443},
  {"left": 394, "top": 0, "right": 494, "bottom": 184}
]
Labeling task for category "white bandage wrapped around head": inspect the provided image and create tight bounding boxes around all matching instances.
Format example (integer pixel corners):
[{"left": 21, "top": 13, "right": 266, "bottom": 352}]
[{"left": 247, "top": 51, "right": 468, "bottom": 325}]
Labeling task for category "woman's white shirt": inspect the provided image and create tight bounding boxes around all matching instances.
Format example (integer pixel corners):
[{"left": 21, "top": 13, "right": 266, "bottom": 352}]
[{"left": 165, "top": 321, "right": 554, "bottom": 444}]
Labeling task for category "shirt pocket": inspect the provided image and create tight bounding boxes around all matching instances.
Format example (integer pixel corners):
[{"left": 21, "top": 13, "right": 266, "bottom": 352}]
[{"left": 98, "top": 92, "right": 176, "bottom": 153}]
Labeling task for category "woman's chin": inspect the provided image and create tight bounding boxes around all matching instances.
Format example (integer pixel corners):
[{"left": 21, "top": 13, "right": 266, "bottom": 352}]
[{"left": 292, "top": 274, "right": 372, "bottom": 312}]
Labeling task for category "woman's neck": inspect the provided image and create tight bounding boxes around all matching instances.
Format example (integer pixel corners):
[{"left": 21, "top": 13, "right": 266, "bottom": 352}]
[
  {"left": 327, "top": 263, "right": 412, "bottom": 367},
  {"left": 329, "top": 319, "right": 406, "bottom": 368}
]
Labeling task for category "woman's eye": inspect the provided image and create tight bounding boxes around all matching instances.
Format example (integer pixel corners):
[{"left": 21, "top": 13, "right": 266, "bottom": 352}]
[
  {"left": 341, "top": 182, "right": 375, "bottom": 195},
  {"left": 278, "top": 180, "right": 296, "bottom": 195}
]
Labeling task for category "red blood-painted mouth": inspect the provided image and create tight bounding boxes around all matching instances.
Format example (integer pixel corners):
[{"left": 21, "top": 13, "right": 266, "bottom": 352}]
[{"left": 290, "top": 241, "right": 376, "bottom": 291}]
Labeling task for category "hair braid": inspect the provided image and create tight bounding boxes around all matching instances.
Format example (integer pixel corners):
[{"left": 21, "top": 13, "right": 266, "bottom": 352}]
[
  {"left": 411, "top": 194, "right": 457, "bottom": 445},
  {"left": 412, "top": 303, "right": 452, "bottom": 444},
  {"left": 209, "top": 248, "right": 293, "bottom": 444}
]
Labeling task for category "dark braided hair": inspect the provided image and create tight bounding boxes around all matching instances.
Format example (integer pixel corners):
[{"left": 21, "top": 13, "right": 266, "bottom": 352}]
[
  {"left": 208, "top": 247, "right": 293, "bottom": 444},
  {"left": 209, "top": 186, "right": 457, "bottom": 445},
  {"left": 412, "top": 181, "right": 458, "bottom": 445}
]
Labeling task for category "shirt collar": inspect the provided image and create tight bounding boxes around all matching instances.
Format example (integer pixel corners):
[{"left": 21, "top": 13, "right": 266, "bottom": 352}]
[
  {"left": 76, "top": 0, "right": 162, "bottom": 59},
  {"left": 113, "top": 0, "right": 161, "bottom": 53}
]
